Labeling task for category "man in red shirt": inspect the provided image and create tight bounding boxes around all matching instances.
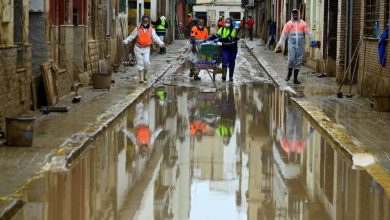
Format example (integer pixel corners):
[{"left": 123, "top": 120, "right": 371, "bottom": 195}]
[{"left": 246, "top": 16, "right": 255, "bottom": 40}]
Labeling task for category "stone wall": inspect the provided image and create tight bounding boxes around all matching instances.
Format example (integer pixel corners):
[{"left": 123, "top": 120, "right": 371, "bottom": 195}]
[
  {"left": 87, "top": 41, "right": 100, "bottom": 75},
  {"left": 0, "top": 47, "right": 32, "bottom": 127}
]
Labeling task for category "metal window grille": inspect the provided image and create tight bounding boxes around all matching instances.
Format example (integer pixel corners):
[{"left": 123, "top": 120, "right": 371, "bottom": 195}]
[{"left": 365, "top": 0, "right": 380, "bottom": 37}]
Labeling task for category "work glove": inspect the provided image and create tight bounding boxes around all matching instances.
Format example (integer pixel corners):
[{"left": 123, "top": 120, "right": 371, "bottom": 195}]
[
  {"left": 217, "top": 42, "right": 222, "bottom": 46},
  {"left": 122, "top": 40, "right": 127, "bottom": 45},
  {"left": 160, "top": 43, "right": 166, "bottom": 48},
  {"left": 274, "top": 42, "right": 283, "bottom": 53}
]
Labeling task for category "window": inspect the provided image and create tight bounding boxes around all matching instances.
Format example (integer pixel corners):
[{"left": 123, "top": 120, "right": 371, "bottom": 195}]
[
  {"left": 229, "top": 12, "right": 241, "bottom": 20},
  {"left": 219, "top": 11, "right": 224, "bottom": 18},
  {"left": 364, "top": 0, "right": 380, "bottom": 37},
  {"left": 119, "top": 0, "right": 126, "bottom": 13}
]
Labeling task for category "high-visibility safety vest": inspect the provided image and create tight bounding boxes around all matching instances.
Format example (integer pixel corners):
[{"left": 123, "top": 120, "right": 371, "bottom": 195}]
[
  {"left": 218, "top": 27, "right": 237, "bottom": 39},
  {"left": 137, "top": 126, "right": 150, "bottom": 145},
  {"left": 136, "top": 27, "right": 153, "bottom": 47},
  {"left": 216, "top": 124, "right": 234, "bottom": 137},
  {"left": 191, "top": 26, "right": 209, "bottom": 40},
  {"left": 156, "top": 18, "right": 166, "bottom": 30},
  {"left": 190, "top": 121, "right": 206, "bottom": 136}
]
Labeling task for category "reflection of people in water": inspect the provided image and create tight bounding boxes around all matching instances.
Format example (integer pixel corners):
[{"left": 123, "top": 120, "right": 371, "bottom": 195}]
[
  {"left": 124, "top": 101, "right": 162, "bottom": 157},
  {"left": 188, "top": 92, "right": 217, "bottom": 142},
  {"left": 277, "top": 104, "right": 314, "bottom": 154},
  {"left": 217, "top": 86, "right": 236, "bottom": 145}
]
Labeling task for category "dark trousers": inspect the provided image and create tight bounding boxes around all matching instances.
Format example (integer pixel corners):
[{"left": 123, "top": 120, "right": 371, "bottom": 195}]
[
  {"left": 248, "top": 29, "right": 253, "bottom": 40},
  {"left": 222, "top": 49, "right": 238, "bottom": 70}
]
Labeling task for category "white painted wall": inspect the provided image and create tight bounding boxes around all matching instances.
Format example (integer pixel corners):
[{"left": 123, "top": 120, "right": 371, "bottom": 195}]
[{"left": 193, "top": 5, "right": 243, "bottom": 34}]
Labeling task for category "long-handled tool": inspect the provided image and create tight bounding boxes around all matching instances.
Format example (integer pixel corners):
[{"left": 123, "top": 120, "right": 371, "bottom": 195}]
[
  {"left": 346, "top": 50, "right": 360, "bottom": 98},
  {"left": 336, "top": 37, "right": 363, "bottom": 98},
  {"left": 360, "top": 38, "right": 368, "bottom": 95}
]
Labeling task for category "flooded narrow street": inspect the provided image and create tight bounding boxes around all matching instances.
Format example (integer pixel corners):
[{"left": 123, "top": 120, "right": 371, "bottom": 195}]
[{"left": 11, "top": 78, "right": 390, "bottom": 219}]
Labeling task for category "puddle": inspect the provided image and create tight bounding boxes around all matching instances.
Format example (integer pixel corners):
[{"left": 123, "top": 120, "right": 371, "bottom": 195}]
[{"left": 11, "top": 84, "right": 390, "bottom": 220}]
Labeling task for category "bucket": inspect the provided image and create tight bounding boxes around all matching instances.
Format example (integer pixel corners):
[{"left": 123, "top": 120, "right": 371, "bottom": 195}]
[
  {"left": 92, "top": 73, "right": 112, "bottom": 89},
  {"left": 5, "top": 116, "right": 35, "bottom": 146},
  {"left": 372, "top": 95, "right": 390, "bottom": 112}
]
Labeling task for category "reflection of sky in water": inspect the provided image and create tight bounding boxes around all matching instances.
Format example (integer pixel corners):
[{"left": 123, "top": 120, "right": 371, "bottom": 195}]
[
  {"left": 190, "top": 118, "right": 247, "bottom": 220},
  {"left": 190, "top": 181, "right": 247, "bottom": 220}
]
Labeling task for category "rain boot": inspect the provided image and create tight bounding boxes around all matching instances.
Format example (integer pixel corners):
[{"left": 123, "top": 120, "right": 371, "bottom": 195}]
[
  {"left": 143, "top": 69, "right": 148, "bottom": 82},
  {"left": 229, "top": 68, "right": 234, "bottom": 81},
  {"left": 293, "top": 69, "right": 301, "bottom": 84},
  {"left": 222, "top": 67, "right": 227, "bottom": 81},
  {"left": 161, "top": 47, "right": 166, "bottom": 54},
  {"left": 139, "top": 70, "right": 144, "bottom": 83},
  {"left": 194, "top": 71, "right": 201, "bottom": 81},
  {"left": 285, "top": 68, "right": 293, "bottom": 81},
  {"left": 190, "top": 67, "right": 195, "bottom": 77}
]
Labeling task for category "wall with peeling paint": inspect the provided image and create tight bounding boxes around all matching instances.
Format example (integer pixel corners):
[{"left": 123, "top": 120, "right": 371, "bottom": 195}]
[{"left": 0, "top": 0, "right": 32, "bottom": 127}]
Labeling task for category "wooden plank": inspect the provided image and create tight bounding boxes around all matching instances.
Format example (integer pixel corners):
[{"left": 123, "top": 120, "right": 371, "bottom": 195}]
[{"left": 40, "top": 62, "right": 58, "bottom": 106}]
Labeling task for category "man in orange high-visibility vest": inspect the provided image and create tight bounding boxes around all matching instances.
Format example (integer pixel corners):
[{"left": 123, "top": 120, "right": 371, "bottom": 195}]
[
  {"left": 274, "top": 9, "right": 315, "bottom": 84},
  {"left": 123, "top": 15, "right": 165, "bottom": 83}
]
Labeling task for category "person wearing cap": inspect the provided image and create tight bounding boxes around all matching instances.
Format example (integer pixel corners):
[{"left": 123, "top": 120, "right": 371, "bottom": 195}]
[
  {"left": 209, "top": 17, "right": 238, "bottom": 81},
  {"left": 152, "top": 15, "right": 168, "bottom": 54},
  {"left": 274, "top": 9, "right": 314, "bottom": 84},
  {"left": 123, "top": 15, "right": 165, "bottom": 83},
  {"left": 217, "top": 16, "right": 225, "bottom": 29}
]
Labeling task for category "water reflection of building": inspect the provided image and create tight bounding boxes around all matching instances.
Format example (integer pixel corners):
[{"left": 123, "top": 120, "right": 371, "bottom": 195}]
[
  {"left": 235, "top": 84, "right": 274, "bottom": 220},
  {"left": 12, "top": 85, "right": 390, "bottom": 220}
]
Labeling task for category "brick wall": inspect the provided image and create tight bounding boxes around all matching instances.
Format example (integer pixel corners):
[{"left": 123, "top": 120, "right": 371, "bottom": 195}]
[
  {"left": 335, "top": 0, "right": 362, "bottom": 81},
  {"left": 358, "top": 0, "right": 390, "bottom": 97},
  {"left": 358, "top": 39, "right": 390, "bottom": 96},
  {"left": 336, "top": 0, "right": 346, "bottom": 81},
  {"left": 0, "top": 47, "right": 32, "bottom": 128}
]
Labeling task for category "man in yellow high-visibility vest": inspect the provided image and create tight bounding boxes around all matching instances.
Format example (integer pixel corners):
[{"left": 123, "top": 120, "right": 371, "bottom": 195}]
[{"left": 152, "top": 15, "right": 168, "bottom": 54}]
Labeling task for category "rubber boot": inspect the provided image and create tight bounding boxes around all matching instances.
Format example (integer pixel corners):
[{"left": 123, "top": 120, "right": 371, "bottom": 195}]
[
  {"left": 190, "top": 67, "right": 195, "bottom": 77},
  {"left": 143, "top": 69, "right": 148, "bottom": 82},
  {"left": 285, "top": 68, "right": 293, "bottom": 81},
  {"left": 139, "top": 70, "right": 144, "bottom": 83},
  {"left": 194, "top": 72, "right": 201, "bottom": 81},
  {"left": 229, "top": 68, "right": 234, "bottom": 81},
  {"left": 293, "top": 69, "right": 301, "bottom": 84},
  {"left": 222, "top": 67, "right": 227, "bottom": 81}
]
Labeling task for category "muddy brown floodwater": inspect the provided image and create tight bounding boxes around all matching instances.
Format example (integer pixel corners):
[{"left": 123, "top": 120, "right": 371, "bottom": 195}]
[{"left": 11, "top": 83, "right": 390, "bottom": 220}]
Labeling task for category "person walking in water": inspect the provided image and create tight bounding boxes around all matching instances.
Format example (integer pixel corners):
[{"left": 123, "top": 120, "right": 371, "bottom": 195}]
[
  {"left": 123, "top": 15, "right": 165, "bottom": 83},
  {"left": 189, "top": 18, "right": 209, "bottom": 80},
  {"left": 152, "top": 15, "right": 168, "bottom": 54},
  {"left": 274, "top": 9, "right": 315, "bottom": 84},
  {"left": 210, "top": 17, "right": 239, "bottom": 81}
]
